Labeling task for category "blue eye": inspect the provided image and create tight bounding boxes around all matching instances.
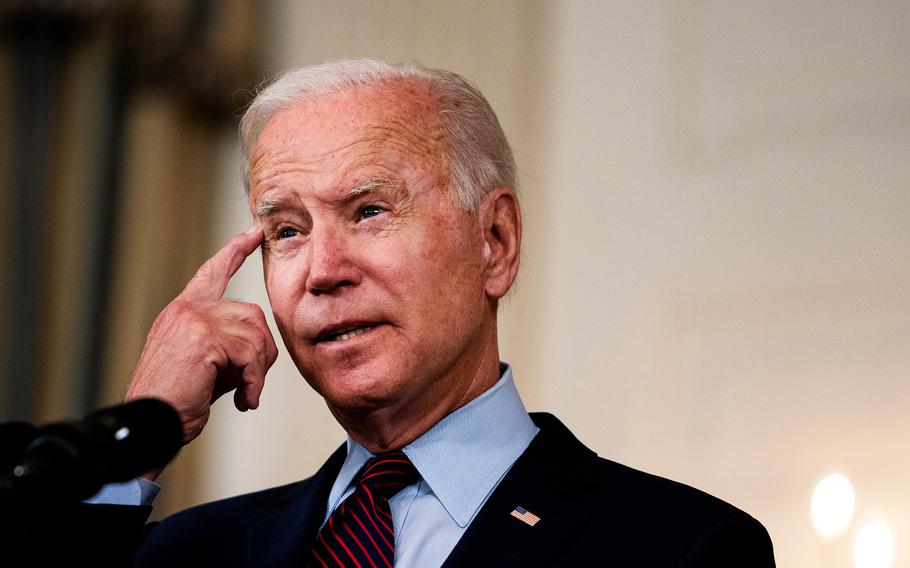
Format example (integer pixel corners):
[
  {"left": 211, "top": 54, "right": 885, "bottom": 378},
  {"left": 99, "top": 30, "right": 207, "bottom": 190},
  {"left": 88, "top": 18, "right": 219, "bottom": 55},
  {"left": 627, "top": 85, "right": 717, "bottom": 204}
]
[
  {"left": 278, "top": 227, "right": 299, "bottom": 239},
  {"left": 359, "top": 205, "right": 382, "bottom": 219}
]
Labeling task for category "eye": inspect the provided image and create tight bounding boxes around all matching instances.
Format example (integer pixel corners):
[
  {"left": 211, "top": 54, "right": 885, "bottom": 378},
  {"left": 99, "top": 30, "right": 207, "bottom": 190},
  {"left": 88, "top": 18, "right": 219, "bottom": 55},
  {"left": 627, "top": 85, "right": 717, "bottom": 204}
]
[
  {"left": 358, "top": 205, "right": 383, "bottom": 220},
  {"left": 277, "top": 227, "right": 299, "bottom": 239}
]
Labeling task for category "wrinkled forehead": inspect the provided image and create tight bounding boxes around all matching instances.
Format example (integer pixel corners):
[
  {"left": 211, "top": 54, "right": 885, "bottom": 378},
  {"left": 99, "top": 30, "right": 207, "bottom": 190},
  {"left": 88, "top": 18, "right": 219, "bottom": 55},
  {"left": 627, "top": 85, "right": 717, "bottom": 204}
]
[{"left": 249, "top": 80, "right": 448, "bottom": 190}]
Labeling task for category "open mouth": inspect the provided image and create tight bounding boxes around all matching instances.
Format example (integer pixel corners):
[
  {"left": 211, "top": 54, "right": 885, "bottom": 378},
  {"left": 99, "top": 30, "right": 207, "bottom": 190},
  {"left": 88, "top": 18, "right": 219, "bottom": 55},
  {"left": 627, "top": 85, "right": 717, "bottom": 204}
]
[{"left": 315, "top": 324, "right": 377, "bottom": 344}]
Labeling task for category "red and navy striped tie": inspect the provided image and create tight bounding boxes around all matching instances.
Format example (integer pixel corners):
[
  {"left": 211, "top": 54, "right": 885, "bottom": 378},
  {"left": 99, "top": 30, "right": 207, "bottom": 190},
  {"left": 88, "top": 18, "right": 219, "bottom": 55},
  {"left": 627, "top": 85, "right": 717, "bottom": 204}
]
[{"left": 308, "top": 451, "right": 419, "bottom": 567}]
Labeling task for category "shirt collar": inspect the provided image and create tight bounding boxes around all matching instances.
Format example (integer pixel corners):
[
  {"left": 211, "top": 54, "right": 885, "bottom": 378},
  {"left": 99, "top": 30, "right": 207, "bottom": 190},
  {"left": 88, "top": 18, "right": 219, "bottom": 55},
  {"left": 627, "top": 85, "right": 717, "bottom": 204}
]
[{"left": 327, "top": 363, "right": 539, "bottom": 528}]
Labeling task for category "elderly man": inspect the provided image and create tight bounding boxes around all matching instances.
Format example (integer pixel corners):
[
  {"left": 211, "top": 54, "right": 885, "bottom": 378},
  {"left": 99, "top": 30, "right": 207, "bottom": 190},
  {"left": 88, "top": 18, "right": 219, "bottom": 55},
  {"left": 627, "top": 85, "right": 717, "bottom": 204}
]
[{"left": 101, "top": 60, "right": 773, "bottom": 566}]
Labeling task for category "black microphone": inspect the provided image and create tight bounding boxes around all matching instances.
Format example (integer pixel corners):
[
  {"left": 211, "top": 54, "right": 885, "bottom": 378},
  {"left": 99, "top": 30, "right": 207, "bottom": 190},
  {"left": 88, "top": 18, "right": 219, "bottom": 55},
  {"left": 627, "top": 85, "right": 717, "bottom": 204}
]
[
  {"left": 0, "top": 421, "right": 37, "bottom": 471},
  {"left": 2, "top": 398, "right": 182, "bottom": 502}
]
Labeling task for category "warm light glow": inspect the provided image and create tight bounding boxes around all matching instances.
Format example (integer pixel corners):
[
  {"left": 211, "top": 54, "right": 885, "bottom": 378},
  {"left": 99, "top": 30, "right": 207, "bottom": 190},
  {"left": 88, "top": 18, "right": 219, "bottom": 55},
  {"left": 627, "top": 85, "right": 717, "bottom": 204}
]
[
  {"left": 853, "top": 520, "right": 895, "bottom": 568},
  {"left": 811, "top": 473, "right": 856, "bottom": 540}
]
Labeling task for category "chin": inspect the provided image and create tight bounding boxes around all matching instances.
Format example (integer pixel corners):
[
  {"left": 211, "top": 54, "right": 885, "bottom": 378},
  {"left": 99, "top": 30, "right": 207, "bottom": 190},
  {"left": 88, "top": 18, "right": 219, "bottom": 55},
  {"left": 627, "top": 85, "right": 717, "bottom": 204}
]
[
  {"left": 322, "top": 390, "right": 403, "bottom": 421},
  {"left": 312, "top": 367, "right": 404, "bottom": 411}
]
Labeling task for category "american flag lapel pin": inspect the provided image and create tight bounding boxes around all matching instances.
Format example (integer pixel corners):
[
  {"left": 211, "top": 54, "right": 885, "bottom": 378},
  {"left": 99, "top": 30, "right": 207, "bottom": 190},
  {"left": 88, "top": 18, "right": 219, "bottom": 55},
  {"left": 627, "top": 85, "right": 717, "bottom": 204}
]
[{"left": 510, "top": 505, "right": 541, "bottom": 527}]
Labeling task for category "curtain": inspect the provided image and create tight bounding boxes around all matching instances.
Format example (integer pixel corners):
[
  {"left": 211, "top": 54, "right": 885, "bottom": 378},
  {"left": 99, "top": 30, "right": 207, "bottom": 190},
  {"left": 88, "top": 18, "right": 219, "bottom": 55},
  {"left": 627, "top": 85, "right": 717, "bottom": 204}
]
[{"left": 0, "top": 1, "right": 259, "bottom": 515}]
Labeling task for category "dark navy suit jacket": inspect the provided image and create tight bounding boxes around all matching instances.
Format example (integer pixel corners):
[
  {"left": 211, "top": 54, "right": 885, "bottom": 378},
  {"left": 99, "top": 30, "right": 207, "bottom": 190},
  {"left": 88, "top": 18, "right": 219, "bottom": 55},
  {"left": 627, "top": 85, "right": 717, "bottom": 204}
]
[
  {"left": 132, "top": 413, "right": 775, "bottom": 566},
  {"left": 8, "top": 413, "right": 775, "bottom": 566}
]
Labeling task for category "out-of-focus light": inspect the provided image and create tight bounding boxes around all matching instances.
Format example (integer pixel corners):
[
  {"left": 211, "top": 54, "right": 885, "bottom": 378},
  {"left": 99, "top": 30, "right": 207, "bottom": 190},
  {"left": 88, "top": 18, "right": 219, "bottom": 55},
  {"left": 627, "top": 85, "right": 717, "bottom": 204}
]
[
  {"left": 811, "top": 472, "right": 856, "bottom": 540},
  {"left": 853, "top": 519, "right": 895, "bottom": 568}
]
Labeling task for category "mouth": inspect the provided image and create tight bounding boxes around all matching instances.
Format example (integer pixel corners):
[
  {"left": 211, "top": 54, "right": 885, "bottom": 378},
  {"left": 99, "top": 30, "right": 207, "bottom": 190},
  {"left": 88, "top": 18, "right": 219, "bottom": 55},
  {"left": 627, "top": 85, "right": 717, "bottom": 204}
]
[{"left": 313, "top": 323, "right": 380, "bottom": 345}]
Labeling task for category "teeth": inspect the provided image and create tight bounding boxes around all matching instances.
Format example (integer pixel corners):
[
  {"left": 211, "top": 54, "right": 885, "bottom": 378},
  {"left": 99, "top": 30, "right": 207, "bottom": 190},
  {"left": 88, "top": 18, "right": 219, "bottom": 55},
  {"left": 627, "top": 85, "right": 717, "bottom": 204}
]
[{"left": 333, "top": 327, "right": 371, "bottom": 342}]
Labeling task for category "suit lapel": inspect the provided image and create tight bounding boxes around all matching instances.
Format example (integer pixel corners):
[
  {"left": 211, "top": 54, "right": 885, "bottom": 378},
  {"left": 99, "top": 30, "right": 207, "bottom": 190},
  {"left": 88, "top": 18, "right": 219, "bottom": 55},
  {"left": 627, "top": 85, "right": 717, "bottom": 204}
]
[
  {"left": 237, "top": 415, "right": 598, "bottom": 566},
  {"left": 442, "top": 413, "right": 599, "bottom": 567},
  {"left": 245, "top": 444, "right": 347, "bottom": 566}
]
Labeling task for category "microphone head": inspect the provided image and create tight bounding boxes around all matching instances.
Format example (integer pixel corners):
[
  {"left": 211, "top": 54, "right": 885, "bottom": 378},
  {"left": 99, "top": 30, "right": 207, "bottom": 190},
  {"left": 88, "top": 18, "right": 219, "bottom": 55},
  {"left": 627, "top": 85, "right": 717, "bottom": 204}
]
[
  {"left": 7, "top": 398, "right": 182, "bottom": 501},
  {"left": 0, "top": 422, "right": 37, "bottom": 471},
  {"left": 84, "top": 398, "right": 183, "bottom": 481}
]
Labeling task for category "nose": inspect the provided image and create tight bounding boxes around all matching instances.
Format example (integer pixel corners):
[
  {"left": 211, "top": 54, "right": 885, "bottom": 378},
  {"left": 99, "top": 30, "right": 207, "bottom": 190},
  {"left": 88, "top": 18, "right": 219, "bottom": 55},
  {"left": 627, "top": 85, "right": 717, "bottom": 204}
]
[{"left": 305, "top": 225, "right": 361, "bottom": 295}]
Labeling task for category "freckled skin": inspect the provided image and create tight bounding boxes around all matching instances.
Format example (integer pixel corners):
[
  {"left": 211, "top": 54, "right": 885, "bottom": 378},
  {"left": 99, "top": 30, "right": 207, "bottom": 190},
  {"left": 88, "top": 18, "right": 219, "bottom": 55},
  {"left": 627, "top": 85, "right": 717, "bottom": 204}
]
[{"left": 249, "top": 80, "right": 519, "bottom": 452}]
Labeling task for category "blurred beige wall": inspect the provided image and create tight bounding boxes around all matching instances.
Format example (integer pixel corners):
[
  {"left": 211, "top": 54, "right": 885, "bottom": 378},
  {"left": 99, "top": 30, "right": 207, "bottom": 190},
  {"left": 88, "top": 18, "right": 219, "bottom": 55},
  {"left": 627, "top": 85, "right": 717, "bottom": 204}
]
[{"left": 198, "top": 2, "right": 909, "bottom": 567}]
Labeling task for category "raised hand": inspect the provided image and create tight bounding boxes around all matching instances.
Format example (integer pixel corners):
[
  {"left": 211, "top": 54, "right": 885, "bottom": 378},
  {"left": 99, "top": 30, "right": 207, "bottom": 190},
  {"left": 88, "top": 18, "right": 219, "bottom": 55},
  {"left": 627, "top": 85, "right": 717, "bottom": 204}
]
[{"left": 124, "top": 227, "right": 279, "bottom": 452}]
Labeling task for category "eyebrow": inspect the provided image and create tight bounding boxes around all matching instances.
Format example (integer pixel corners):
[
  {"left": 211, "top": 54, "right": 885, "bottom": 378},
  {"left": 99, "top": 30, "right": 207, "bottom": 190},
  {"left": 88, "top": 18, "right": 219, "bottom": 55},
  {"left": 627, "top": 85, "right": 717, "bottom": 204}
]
[
  {"left": 253, "top": 175, "right": 404, "bottom": 218},
  {"left": 254, "top": 198, "right": 290, "bottom": 218},
  {"left": 345, "top": 175, "right": 399, "bottom": 201}
]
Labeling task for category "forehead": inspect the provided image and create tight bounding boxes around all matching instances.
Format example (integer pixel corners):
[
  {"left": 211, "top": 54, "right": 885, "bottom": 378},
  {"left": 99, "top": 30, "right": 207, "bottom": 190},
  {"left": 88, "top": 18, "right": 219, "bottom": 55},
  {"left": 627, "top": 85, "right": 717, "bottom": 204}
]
[{"left": 249, "top": 80, "right": 446, "bottom": 192}]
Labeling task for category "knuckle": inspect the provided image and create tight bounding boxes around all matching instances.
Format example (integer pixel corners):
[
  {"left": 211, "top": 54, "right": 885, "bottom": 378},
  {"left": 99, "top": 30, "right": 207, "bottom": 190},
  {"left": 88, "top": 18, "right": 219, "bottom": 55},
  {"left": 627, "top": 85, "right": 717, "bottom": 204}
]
[
  {"left": 151, "top": 298, "right": 194, "bottom": 330},
  {"left": 234, "top": 302, "right": 270, "bottom": 330},
  {"left": 195, "top": 259, "right": 217, "bottom": 280},
  {"left": 168, "top": 298, "right": 192, "bottom": 314},
  {"left": 245, "top": 302, "right": 268, "bottom": 323},
  {"left": 184, "top": 318, "right": 215, "bottom": 346},
  {"left": 236, "top": 301, "right": 259, "bottom": 320}
]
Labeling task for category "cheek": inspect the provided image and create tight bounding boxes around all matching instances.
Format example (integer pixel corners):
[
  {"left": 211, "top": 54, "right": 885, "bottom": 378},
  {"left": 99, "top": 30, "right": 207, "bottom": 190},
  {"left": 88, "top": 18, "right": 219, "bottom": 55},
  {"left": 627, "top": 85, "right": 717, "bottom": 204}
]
[
  {"left": 408, "top": 234, "right": 484, "bottom": 312},
  {"left": 262, "top": 258, "right": 298, "bottom": 314},
  {"left": 427, "top": 225, "right": 483, "bottom": 281}
]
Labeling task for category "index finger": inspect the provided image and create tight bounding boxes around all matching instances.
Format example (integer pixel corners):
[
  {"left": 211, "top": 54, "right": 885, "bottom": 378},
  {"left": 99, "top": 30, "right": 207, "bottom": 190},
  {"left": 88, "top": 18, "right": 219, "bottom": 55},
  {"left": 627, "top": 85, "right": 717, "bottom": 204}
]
[{"left": 180, "top": 227, "right": 263, "bottom": 302}]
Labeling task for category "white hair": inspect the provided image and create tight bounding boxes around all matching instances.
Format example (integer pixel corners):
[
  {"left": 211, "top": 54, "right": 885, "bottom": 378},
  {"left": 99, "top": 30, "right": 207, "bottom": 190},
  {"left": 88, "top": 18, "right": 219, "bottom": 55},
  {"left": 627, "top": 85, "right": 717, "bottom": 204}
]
[{"left": 239, "top": 59, "right": 516, "bottom": 210}]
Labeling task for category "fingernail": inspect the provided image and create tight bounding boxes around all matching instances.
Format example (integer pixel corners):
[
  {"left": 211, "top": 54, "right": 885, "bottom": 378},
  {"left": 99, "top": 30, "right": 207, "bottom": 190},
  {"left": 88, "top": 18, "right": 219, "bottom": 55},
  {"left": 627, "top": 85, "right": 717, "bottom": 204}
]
[{"left": 244, "top": 225, "right": 260, "bottom": 235}]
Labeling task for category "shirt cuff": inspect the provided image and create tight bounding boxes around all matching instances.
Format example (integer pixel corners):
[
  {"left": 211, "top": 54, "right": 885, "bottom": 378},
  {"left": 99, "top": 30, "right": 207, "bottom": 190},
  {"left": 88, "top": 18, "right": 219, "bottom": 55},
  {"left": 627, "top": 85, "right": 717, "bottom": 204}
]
[{"left": 83, "top": 477, "right": 161, "bottom": 507}]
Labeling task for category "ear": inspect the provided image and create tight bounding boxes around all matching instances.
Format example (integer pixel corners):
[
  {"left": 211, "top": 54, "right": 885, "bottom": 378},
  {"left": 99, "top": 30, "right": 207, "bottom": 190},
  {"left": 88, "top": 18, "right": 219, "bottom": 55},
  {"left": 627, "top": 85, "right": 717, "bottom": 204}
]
[{"left": 478, "top": 187, "right": 521, "bottom": 299}]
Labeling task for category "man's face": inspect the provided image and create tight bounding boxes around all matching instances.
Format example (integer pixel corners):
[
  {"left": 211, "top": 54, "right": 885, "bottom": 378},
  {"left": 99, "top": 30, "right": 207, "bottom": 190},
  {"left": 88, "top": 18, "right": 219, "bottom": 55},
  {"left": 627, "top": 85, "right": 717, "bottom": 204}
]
[{"left": 248, "top": 81, "right": 496, "bottom": 422}]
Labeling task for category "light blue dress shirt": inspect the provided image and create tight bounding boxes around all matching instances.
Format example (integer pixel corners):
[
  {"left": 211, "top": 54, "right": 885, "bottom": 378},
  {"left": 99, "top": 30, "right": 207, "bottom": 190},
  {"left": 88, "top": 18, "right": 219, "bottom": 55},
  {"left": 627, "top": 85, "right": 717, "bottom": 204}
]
[
  {"left": 86, "top": 363, "right": 538, "bottom": 567},
  {"left": 84, "top": 476, "right": 160, "bottom": 506},
  {"left": 325, "top": 363, "right": 538, "bottom": 567}
]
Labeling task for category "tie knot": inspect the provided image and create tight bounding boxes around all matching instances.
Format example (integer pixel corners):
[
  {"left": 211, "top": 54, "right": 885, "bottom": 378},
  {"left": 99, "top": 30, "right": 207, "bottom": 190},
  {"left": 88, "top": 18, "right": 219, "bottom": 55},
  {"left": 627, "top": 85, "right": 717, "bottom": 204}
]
[{"left": 356, "top": 451, "right": 418, "bottom": 499}]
